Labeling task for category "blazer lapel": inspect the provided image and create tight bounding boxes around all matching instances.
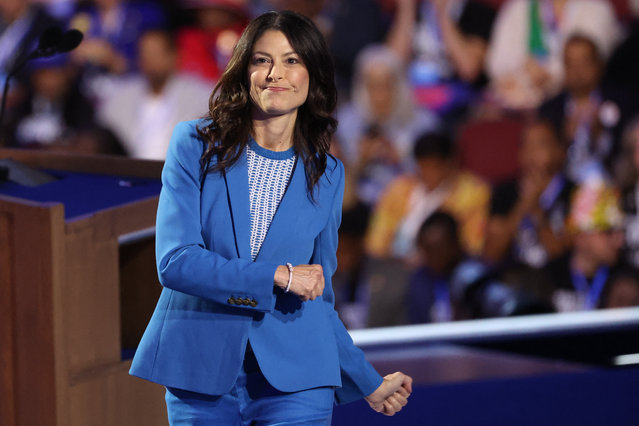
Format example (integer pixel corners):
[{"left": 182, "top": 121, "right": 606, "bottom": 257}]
[{"left": 223, "top": 147, "right": 252, "bottom": 260}]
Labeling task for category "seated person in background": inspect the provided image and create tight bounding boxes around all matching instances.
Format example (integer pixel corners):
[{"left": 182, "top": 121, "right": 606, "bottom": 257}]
[
  {"left": 70, "top": 0, "right": 167, "bottom": 98},
  {"left": 70, "top": 0, "right": 166, "bottom": 74},
  {"left": 545, "top": 179, "right": 625, "bottom": 312},
  {"left": 483, "top": 118, "right": 573, "bottom": 269},
  {"left": 407, "top": 211, "right": 466, "bottom": 324},
  {"left": 97, "top": 29, "right": 212, "bottom": 160},
  {"left": 387, "top": 0, "right": 496, "bottom": 124},
  {"left": 176, "top": 0, "right": 249, "bottom": 83},
  {"left": 539, "top": 34, "right": 639, "bottom": 183},
  {"left": 336, "top": 44, "right": 439, "bottom": 206},
  {"left": 365, "top": 131, "right": 490, "bottom": 262},
  {"left": 5, "top": 54, "right": 123, "bottom": 155},
  {"left": 485, "top": 0, "right": 619, "bottom": 112}
]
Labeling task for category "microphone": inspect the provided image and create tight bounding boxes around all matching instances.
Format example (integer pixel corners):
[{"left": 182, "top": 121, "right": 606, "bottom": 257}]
[
  {"left": 30, "top": 26, "right": 64, "bottom": 59},
  {"left": 0, "top": 27, "right": 84, "bottom": 134},
  {"left": 29, "top": 28, "right": 83, "bottom": 60},
  {"left": 57, "top": 29, "right": 84, "bottom": 54}
]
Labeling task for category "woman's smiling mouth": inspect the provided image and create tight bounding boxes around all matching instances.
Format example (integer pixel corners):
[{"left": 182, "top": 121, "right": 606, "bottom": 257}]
[{"left": 265, "top": 86, "right": 289, "bottom": 91}]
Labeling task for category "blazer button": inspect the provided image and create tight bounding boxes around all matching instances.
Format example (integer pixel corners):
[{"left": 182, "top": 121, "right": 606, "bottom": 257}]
[
  {"left": 242, "top": 298, "right": 250, "bottom": 306},
  {"left": 250, "top": 299, "right": 257, "bottom": 307},
  {"left": 228, "top": 297, "right": 235, "bottom": 304}
]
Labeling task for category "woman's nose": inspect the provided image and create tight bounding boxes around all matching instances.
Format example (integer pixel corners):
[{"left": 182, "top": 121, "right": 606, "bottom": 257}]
[{"left": 268, "top": 62, "right": 283, "bottom": 81}]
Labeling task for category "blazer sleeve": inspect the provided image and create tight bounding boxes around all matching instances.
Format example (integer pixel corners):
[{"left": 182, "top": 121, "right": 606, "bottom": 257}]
[
  {"left": 155, "top": 121, "right": 280, "bottom": 312},
  {"left": 318, "top": 159, "right": 384, "bottom": 404}
]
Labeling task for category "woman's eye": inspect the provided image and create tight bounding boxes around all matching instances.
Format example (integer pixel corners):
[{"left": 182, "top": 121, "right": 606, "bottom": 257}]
[
  {"left": 254, "top": 57, "right": 269, "bottom": 64},
  {"left": 287, "top": 58, "right": 299, "bottom": 64}
]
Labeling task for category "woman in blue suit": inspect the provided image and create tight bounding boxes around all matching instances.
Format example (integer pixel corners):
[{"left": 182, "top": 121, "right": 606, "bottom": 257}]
[{"left": 130, "top": 10, "right": 412, "bottom": 425}]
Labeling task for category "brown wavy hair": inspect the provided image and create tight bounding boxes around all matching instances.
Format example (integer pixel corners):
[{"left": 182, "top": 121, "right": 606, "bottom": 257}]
[{"left": 197, "top": 10, "right": 338, "bottom": 199}]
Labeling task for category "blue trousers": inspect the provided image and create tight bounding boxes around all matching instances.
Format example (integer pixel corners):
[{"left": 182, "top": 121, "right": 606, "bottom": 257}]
[{"left": 165, "top": 347, "right": 334, "bottom": 425}]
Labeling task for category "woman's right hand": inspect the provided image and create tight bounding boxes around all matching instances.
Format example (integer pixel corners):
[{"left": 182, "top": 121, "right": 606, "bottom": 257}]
[
  {"left": 274, "top": 264, "right": 325, "bottom": 301},
  {"left": 365, "top": 371, "right": 413, "bottom": 416}
]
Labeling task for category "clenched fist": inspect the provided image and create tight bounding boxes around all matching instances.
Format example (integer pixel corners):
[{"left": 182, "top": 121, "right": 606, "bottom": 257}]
[
  {"left": 274, "top": 264, "right": 325, "bottom": 301},
  {"left": 365, "top": 371, "right": 413, "bottom": 416}
]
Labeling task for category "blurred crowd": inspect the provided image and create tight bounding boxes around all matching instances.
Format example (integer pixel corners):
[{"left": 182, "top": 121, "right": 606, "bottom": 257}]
[{"left": 3, "top": 0, "right": 639, "bottom": 328}]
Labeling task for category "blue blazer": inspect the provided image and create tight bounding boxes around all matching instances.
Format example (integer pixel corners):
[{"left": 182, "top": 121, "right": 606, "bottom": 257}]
[{"left": 130, "top": 120, "right": 382, "bottom": 404}]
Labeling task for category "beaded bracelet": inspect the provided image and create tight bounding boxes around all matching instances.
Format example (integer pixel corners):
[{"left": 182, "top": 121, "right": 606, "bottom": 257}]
[{"left": 285, "top": 262, "right": 293, "bottom": 293}]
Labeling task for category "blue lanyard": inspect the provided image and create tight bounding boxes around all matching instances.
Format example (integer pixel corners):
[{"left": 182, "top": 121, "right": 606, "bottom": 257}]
[
  {"left": 570, "top": 266, "right": 609, "bottom": 310},
  {"left": 567, "top": 91, "right": 601, "bottom": 131},
  {"left": 517, "top": 174, "right": 565, "bottom": 250},
  {"left": 539, "top": 174, "right": 565, "bottom": 210}
]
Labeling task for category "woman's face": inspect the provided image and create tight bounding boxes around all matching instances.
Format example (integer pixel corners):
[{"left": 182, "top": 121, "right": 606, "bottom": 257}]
[{"left": 248, "top": 30, "right": 309, "bottom": 119}]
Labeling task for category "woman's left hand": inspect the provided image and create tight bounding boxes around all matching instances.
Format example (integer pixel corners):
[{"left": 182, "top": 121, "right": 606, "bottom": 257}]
[
  {"left": 365, "top": 371, "right": 413, "bottom": 416},
  {"left": 274, "top": 264, "right": 325, "bottom": 301}
]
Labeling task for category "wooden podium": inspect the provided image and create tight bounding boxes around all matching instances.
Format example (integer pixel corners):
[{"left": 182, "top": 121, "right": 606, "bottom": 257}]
[{"left": 0, "top": 149, "right": 168, "bottom": 426}]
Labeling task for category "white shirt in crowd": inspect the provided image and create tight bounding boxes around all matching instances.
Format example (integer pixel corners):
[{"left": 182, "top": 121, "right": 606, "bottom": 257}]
[{"left": 98, "top": 74, "right": 213, "bottom": 160}]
